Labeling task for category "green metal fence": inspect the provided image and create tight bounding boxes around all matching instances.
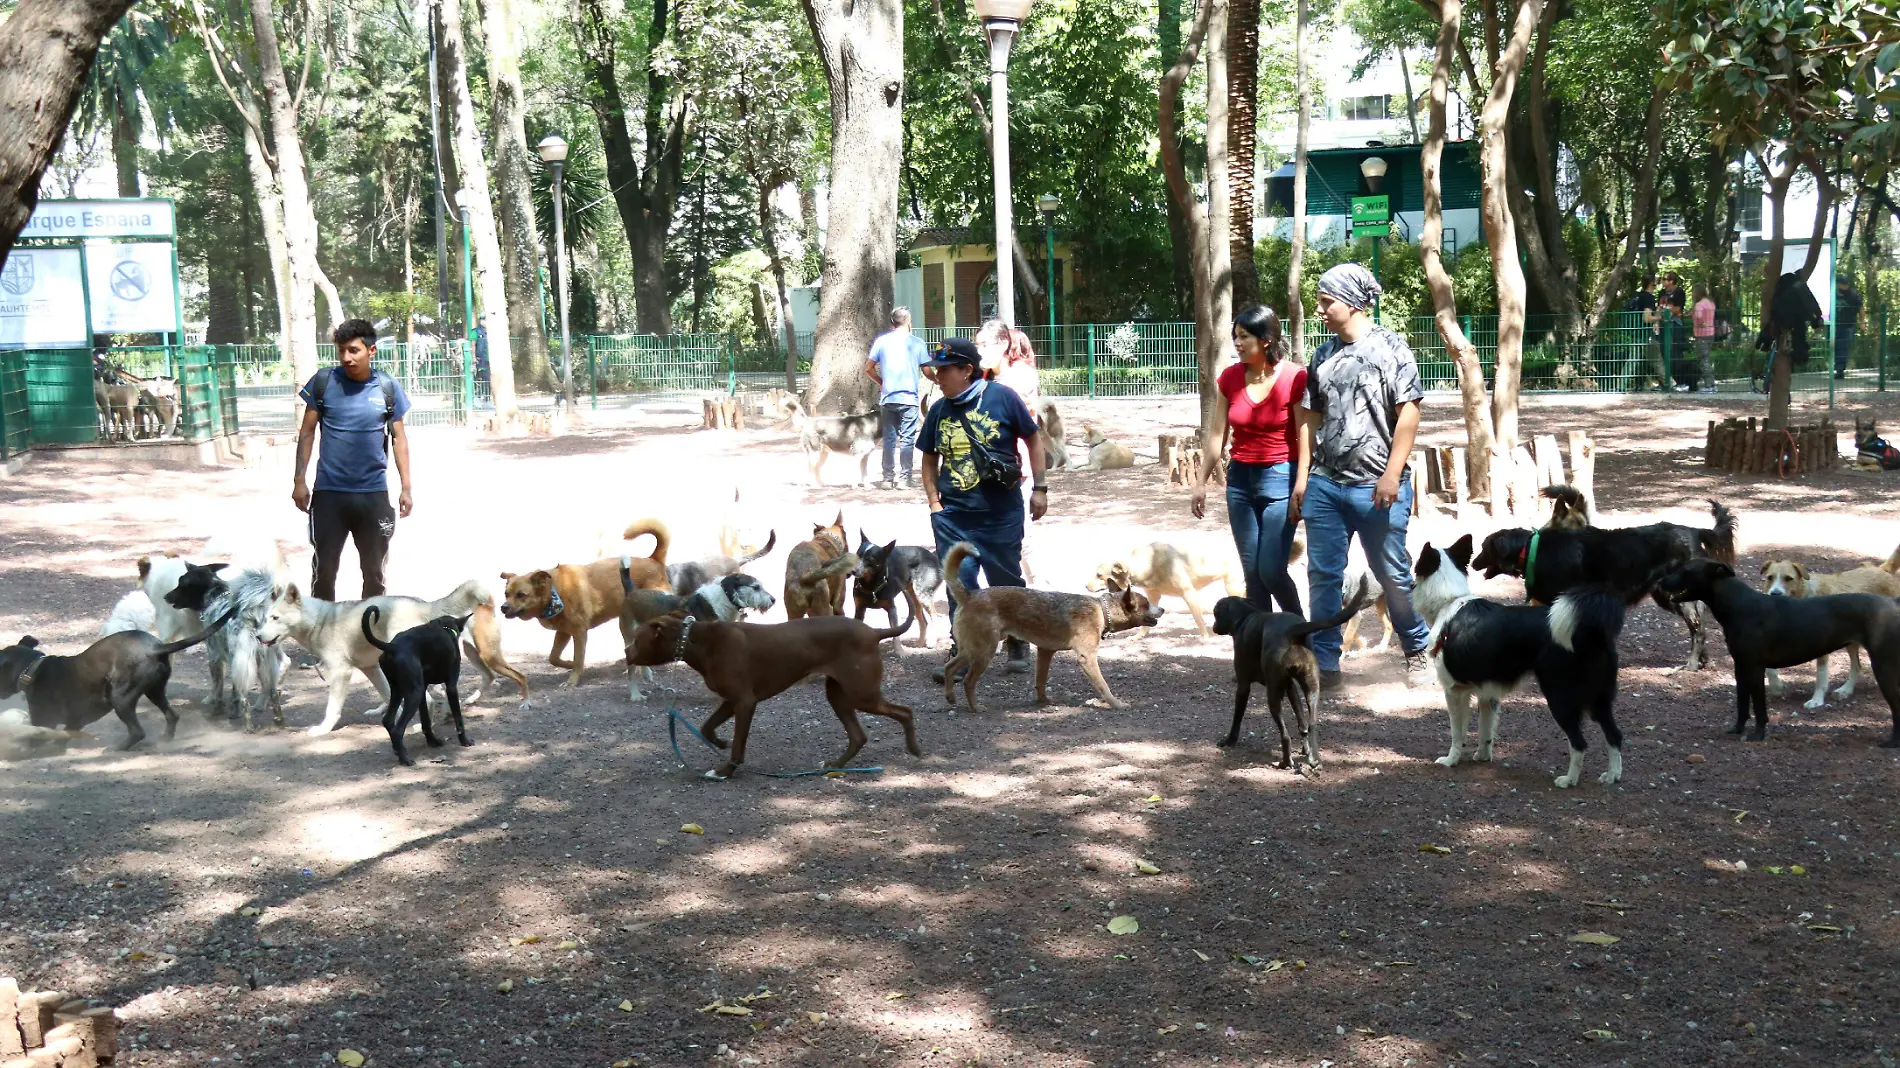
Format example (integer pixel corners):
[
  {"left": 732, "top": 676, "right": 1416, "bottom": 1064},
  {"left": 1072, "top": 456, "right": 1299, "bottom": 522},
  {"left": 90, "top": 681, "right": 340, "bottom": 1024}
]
[
  {"left": 585, "top": 333, "right": 738, "bottom": 397},
  {"left": 4, "top": 346, "right": 239, "bottom": 450},
  {"left": 0, "top": 351, "right": 29, "bottom": 460}
]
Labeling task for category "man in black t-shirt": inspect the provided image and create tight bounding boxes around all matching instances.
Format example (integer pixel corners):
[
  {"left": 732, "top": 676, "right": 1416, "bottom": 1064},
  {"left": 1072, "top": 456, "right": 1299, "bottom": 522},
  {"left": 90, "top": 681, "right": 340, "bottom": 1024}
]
[
  {"left": 1660, "top": 271, "right": 1687, "bottom": 313},
  {"left": 1625, "top": 277, "right": 1661, "bottom": 388}
]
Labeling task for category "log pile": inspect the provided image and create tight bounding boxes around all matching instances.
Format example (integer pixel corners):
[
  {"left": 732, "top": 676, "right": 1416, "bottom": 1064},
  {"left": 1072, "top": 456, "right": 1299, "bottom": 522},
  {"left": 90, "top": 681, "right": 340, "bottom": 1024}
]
[
  {"left": 701, "top": 394, "right": 744, "bottom": 430},
  {"left": 0, "top": 978, "right": 120, "bottom": 1066},
  {"left": 1705, "top": 417, "right": 1838, "bottom": 476},
  {"left": 1417, "top": 430, "right": 1596, "bottom": 520}
]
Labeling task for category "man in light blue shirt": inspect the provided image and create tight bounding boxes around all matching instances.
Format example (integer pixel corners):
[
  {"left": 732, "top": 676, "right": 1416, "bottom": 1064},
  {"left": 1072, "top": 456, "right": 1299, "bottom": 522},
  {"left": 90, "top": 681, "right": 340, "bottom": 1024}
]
[{"left": 865, "top": 306, "right": 928, "bottom": 489}]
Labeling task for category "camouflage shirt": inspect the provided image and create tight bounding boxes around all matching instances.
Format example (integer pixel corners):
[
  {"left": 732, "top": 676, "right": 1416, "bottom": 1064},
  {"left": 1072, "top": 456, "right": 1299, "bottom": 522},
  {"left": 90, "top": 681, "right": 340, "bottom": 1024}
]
[{"left": 1303, "top": 324, "right": 1424, "bottom": 486}]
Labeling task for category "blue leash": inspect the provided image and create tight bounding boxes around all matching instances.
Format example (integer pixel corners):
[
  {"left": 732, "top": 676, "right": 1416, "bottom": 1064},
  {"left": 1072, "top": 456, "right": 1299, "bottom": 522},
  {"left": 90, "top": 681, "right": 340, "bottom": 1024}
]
[{"left": 665, "top": 707, "right": 882, "bottom": 779}]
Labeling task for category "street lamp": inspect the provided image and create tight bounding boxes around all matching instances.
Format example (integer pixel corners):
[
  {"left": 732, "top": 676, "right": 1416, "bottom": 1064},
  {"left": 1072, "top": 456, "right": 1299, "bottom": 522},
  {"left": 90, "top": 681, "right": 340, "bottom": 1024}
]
[
  {"left": 1359, "top": 155, "right": 1388, "bottom": 319},
  {"left": 1036, "top": 193, "right": 1059, "bottom": 342},
  {"left": 975, "top": 0, "right": 1036, "bottom": 327},
  {"left": 535, "top": 133, "right": 577, "bottom": 411}
]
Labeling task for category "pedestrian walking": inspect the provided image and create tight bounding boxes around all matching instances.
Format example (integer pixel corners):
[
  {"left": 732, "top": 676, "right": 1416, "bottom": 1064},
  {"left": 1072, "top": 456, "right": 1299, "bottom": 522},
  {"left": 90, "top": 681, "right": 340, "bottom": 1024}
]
[
  {"left": 1692, "top": 285, "right": 1717, "bottom": 393},
  {"left": 866, "top": 307, "right": 928, "bottom": 489},
  {"left": 1836, "top": 276, "right": 1864, "bottom": 380}
]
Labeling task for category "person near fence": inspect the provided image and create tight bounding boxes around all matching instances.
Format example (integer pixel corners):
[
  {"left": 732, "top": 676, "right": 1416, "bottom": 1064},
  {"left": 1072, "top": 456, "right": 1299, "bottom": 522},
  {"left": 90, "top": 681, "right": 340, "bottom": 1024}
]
[
  {"left": 1836, "top": 276, "right": 1863, "bottom": 380},
  {"left": 1664, "top": 290, "right": 1696, "bottom": 392},
  {"left": 1692, "top": 285, "right": 1718, "bottom": 394},
  {"left": 866, "top": 306, "right": 927, "bottom": 489},
  {"left": 977, "top": 320, "right": 1046, "bottom": 579},
  {"left": 1192, "top": 304, "right": 1307, "bottom": 615},
  {"left": 292, "top": 318, "right": 413, "bottom": 601},
  {"left": 1299, "top": 263, "right": 1432, "bottom": 688},
  {"left": 919, "top": 337, "right": 1047, "bottom": 682}
]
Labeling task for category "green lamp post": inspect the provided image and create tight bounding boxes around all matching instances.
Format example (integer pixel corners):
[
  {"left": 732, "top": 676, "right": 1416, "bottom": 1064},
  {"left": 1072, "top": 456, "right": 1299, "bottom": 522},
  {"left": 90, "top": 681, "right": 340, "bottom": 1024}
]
[{"left": 1037, "top": 193, "right": 1059, "bottom": 343}]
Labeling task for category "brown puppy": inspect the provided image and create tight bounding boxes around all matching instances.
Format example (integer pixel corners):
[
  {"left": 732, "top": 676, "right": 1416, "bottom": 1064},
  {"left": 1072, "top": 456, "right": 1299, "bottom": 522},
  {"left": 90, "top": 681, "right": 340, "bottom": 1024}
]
[
  {"left": 941, "top": 541, "right": 1163, "bottom": 712},
  {"left": 501, "top": 517, "right": 670, "bottom": 687},
  {"left": 783, "top": 511, "right": 850, "bottom": 619},
  {"left": 627, "top": 608, "right": 921, "bottom": 780}
]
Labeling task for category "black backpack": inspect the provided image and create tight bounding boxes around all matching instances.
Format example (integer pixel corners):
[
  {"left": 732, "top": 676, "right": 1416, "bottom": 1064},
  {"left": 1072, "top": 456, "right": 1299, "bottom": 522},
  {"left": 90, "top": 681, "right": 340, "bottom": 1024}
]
[{"left": 309, "top": 367, "right": 397, "bottom": 447}]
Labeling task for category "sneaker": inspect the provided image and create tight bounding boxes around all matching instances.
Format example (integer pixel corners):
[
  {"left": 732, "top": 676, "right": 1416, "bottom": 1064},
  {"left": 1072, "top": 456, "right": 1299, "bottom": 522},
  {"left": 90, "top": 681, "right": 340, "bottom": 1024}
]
[
  {"left": 1004, "top": 638, "right": 1031, "bottom": 675},
  {"left": 1404, "top": 652, "right": 1436, "bottom": 687},
  {"left": 1673, "top": 384, "right": 1691, "bottom": 393},
  {"left": 875, "top": 479, "right": 895, "bottom": 491},
  {"left": 1698, "top": 385, "right": 1717, "bottom": 394},
  {"left": 1318, "top": 669, "right": 1343, "bottom": 692}
]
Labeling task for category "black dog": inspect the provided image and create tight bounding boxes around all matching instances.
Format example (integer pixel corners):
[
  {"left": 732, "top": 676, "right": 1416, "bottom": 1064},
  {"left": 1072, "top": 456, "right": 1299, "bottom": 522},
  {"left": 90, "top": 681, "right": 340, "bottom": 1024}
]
[
  {"left": 0, "top": 609, "right": 235, "bottom": 749},
  {"left": 361, "top": 606, "right": 471, "bottom": 766},
  {"left": 1470, "top": 499, "right": 1736, "bottom": 670},
  {"left": 1655, "top": 559, "right": 1900, "bottom": 746},
  {"left": 852, "top": 533, "right": 946, "bottom": 648},
  {"left": 1209, "top": 577, "right": 1373, "bottom": 771}
]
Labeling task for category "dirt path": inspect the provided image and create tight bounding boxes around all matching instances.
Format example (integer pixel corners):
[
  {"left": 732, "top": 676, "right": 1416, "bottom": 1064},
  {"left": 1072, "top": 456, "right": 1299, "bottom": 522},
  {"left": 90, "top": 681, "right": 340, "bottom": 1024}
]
[{"left": 3, "top": 391, "right": 1898, "bottom": 1067}]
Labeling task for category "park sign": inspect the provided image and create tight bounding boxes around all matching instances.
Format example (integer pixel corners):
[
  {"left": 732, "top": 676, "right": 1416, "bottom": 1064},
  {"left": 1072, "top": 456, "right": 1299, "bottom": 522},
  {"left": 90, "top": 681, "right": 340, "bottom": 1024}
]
[
  {"left": 86, "top": 241, "right": 180, "bottom": 334},
  {"left": 19, "top": 198, "right": 176, "bottom": 240},
  {"left": 1351, "top": 195, "right": 1390, "bottom": 238},
  {"left": 0, "top": 248, "right": 88, "bottom": 347}
]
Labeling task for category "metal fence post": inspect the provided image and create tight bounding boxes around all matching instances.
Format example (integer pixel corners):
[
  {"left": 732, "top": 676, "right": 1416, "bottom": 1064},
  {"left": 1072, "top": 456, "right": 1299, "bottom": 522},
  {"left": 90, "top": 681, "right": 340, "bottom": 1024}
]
[
  {"left": 589, "top": 336, "right": 599, "bottom": 409},
  {"left": 1881, "top": 309, "right": 1889, "bottom": 393},
  {"left": 462, "top": 341, "right": 475, "bottom": 425},
  {"left": 1086, "top": 323, "right": 1096, "bottom": 398},
  {"left": 729, "top": 332, "right": 738, "bottom": 395}
]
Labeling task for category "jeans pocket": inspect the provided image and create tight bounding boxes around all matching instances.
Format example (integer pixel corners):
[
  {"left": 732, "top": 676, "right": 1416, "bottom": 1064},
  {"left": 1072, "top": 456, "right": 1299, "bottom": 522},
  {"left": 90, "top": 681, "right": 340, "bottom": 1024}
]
[{"left": 1261, "top": 462, "right": 1292, "bottom": 500}]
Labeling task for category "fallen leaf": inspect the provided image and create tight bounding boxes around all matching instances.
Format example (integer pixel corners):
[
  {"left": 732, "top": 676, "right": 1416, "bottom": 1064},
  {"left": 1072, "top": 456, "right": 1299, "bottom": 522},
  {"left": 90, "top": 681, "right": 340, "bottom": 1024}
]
[
  {"left": 1294, "top": 960, "right": 1308, "bottom": 969},
  {"left": 618, "top": 1000, "right": 634, "bottom": 1012},
  {"left": 237, "top": 906, "right": 261, "bottom": 917},
  {"left": 1135, "top": 860, "right": 1161, "bottom": 875},
  {"left": 1419, "top": 844, "right": 1452, "bottom": 854},
  {"left": 1686, "top": 753, "right": 1705, "bottom": 765},
  {"left": 1731, "top": 809, "right": 1750, "bottom": 823},
  {"left": 509, "top": 935, "right": 541, "bottom": 946},
  {"left": 1582, "top": 1028, "right": 1616, "bottom": 1041},
  {"left": 1107, "top": 915, "right": 1140, "bottom": 935},
  {"left": 612, "top": 1061, "right": 634, "bottom": 1068},
  {"left": 1263, "top": 960, "right": 1286, "bottom": 973},
  {"left": 884, "top": 992, "right": 907, "bottom": 1001},
  {"left": 1568, "top": 932, "right": 1621, "bottom": 946},
  {"left": 1789, "top": 864, "right": 1807, "bottom": 875},
  {"left": 495, "top": 979, "right": 514, "bottom": 993},
  {"left": 1156, "top": 1024, "right": 1179, "bottom": 1035},
  {"left": 1192, "top": 949, "right": 1210, "bottom": 962},
  {"left": 1583, "top": 900, "right": 1631, "bottom": 912},
  {"left": 715, "top": 1005, "right": 753, "bottom": 1016},
  {"left": 807, "top": 1011, "right": 827, "bottom": 1024},
  {"left": 1765, "top": 866, "right": 1785, "bottom": 875},
  {"left": 681, "top": 823, "right": 705, "bottom": 835},
  {"left": 337, "top": 1051, "right": 366, "bottom": 1067},
  {"left": 127, "top": 950, "right": 148, "bottom": 962},
  {"left": 824, "top": 771, "right": 845, "bottom": 779},
  {"left": 1807, "top": 924, "right": 1842, "bottom": 933},
  {"left": 1144, "top": 794, "right": 1163, "bottom": 803},
  {"left": 1232, "top": 953, "right": 1263, "bottom": 967},
  {"left": 1454, "top": 1010, "right": 1474, "bottom": 1020},
  {"left": 740, "top": 989, "right": 775, "bottom": 1003},
  {"left": 556, "top": 940, "right": 579, "bottom": 951}
]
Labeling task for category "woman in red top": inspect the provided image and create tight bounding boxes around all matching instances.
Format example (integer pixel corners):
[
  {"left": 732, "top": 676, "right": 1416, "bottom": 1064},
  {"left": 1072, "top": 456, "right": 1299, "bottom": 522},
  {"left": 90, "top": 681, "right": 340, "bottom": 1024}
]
[{"left": 1190, "top": 305, "right": 1310, "bottom": 613}]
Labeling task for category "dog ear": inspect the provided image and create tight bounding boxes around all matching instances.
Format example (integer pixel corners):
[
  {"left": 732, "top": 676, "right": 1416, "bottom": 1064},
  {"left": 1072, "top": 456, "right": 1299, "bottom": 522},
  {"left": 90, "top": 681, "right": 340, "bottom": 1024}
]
[
  {"left": 499, "top": 571, "right": 516, "bottom": 582},
  {"left": 882, "top": 539, "right": 897, "bottom": 557},
  {"left": 137, "top": 555, "right": 152, "bottom": 579},
  {"left": 208, "top": 562, "right": 228, "bottom": 573},
  {"left": 1758, "top": 559, "right": 1774, "bottom": 575},
  {"left": 1792, "top": 562, "right": 1807, "bottom": 581},
  {"left": 282, "top": 583, "right": 302, "bottom": 604},
  {"left": 1414, "top": 544, "right": 1441, "bottom": 580},
  {"left": 530, "top": 570, "right": 553, "bottom": 590},
  {"left": 1448, "top": 533, "right": 1474, "bottom": 571},
  {"left": 20, "top": 636, "right": 38, "bottom": 649}
]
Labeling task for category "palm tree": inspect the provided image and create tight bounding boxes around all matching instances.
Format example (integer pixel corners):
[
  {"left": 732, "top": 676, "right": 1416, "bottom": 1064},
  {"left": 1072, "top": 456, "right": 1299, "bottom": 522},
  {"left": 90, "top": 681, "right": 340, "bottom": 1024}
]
[{"left": 75, "top": 10, "right": 172, "bottom": 198}]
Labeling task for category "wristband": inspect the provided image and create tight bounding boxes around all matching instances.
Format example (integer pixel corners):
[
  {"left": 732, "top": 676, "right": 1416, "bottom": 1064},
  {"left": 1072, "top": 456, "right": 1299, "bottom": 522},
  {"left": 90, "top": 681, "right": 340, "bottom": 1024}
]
[{"left": 1032, "top": 485, "right": 1047, "bottom": 492}]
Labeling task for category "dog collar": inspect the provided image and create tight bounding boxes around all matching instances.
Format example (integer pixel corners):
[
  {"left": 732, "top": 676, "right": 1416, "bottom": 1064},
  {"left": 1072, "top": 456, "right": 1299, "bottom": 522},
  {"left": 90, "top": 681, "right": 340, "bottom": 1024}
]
[
  {"left": 539, "top": 589, "right": 566, "bottom": 620},
  {"left": 1097, "top": 592, "right": 1118, "bottom": 638},
  {"left": 1520, "top": 531, "right": 1542, "bottom": 588},
  {"left": 16, "top": 652, "right": 46, "bottom": 690},
  {"left": 672, "top": 616, "right": 696, "bottom": 663}
]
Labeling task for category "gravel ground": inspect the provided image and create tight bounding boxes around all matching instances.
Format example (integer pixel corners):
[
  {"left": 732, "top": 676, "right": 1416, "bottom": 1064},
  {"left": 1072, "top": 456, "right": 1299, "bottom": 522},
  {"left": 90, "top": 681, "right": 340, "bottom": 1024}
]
[{"left": 3, "top": 390, "right": 1899, "bottom": 1068}]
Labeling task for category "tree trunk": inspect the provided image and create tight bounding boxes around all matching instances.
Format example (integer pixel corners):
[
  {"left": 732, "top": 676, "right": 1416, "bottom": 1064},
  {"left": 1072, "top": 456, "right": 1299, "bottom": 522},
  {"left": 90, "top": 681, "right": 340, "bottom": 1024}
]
[
  {"left": 1757, "top": 150, "right": 1795, "bottom": 430},
  {"left": 249, "top": 0, "right": 320, "bottom": 388},
  {"left": 240, "top": 114, "right": 292, "bottom": 355},
  {"left": 759, "top": 182, "right": 800, "bottom": 392},
  {"left": 1158, "top": 0, "right": 1193, "bottom": 318},
  {"left": 1478, "top": 0, "right": 1539, "bottom": 458},
  {"left": 1763, "top": 156, "right": 1834, "bottom": 430},
  {"left": 0, "top": 0, "right": 138, "bottom": 269},
  {"left": 1399, "top": 46, "right": 1420, "bottom": 143},
  {"left": 112, "top": 95, "right": 140, "bottom": 198},
  {"left": 798, "top": 182, "right": 822, "bottom": 277},
  {"left": 483, "top": 0, "right": 552, "bottom": 389},
  {"left": 1159, "top": 0, "right": 1229, "bottom": 432},
  {"left": 1287, "top": 0, "right": 1310, "bottom": 360},
  {"left": 314, "top": 263, "right": 346, "bottom": 329},
  {"left": 1418, "top": 0, "right": 1494, "bottom": 501},
  {"left": 440, "top": 0, "right": 520, "bottom": 422},
  {"left": 1577, "top": 82, "right": 1663, "bottom": 344},
  {"left": 1520, "top": 0, "right": 1580, "bottom": 334},
  {"left": 800, "top": 0, "right": 903, "bottom": 415},
  {"left": 576, "top": 0, "right": 687, "bottom": 336},
  {"left": 1227, "top": 0, "right": 1259, "bottom": 310}
]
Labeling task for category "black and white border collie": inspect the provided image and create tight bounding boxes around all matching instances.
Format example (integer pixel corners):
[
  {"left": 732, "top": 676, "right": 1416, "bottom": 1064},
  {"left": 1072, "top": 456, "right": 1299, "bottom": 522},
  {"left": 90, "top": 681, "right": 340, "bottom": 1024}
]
[{"left": 1413, "top": 534, "right": 1629, "bottom": 789}]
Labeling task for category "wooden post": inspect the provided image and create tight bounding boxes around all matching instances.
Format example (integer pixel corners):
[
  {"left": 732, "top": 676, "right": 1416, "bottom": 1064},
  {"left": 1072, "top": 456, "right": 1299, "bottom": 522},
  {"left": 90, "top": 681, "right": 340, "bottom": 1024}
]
[
  {"left": 1489, "top": 446, "right": 1511, "bottom": 518},
  {"left": 1408, "top": 449, "right": 1429, "bottom": 516},
  {"left": 1447, "top": 446, "right": 1469, "bottom": 508},
  {"left": 1566, "top": 430, "right": 1596, "bottom": 515},
  {"left": 1511, "top": 445, "right": 1540, "bottom": 520},
  {"left": 0, "top": 977, "right": 21, "bottom": 1056},
  {"left": 1533, "top": 434, "right": 1564, "bottom": 489},
  {"left": 1157, "top": 433, "right": 1183, "bottom": 471}
]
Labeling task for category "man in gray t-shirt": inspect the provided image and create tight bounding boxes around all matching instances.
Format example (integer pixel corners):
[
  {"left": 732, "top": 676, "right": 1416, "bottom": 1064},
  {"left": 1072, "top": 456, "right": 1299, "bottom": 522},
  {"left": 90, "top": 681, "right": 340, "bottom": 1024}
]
[{"left": 1298, "top": 264, "right": 1432, "bottom": 687}]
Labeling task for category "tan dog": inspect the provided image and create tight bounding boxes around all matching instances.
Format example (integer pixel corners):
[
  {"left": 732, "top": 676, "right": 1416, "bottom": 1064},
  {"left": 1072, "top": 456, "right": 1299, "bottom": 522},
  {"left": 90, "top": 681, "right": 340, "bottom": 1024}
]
[
  {"left": 783, "top": 512, "right": 851, "bottom": 618},
  {"left": 1541, "top": 484, "right": 1594, "bottom": 531},
  {"left": 500, "top": 518, "right": 670, "bottom": 687},
  {"left": 1038, "top": 400, "right": 1071, "bottom": 470},
  {"left": 1078, "top": 425, "right": 1136, "bottom": 471},
  {"left": 626, "top": 608, "right": 921, "bottom": 780},
  {"left": 1088, "top": 540, "right": 1243, "bottom": 637},
  {"left": 1760, "top": 545, "right": 1900, "bottom": 708},
  {"left": 942, "top": 542, "right": 1163, "bottom": 712}
]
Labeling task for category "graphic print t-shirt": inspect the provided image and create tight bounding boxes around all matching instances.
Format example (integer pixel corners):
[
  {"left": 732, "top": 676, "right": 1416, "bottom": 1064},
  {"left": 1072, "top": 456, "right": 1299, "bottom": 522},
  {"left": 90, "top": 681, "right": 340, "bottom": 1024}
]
[
  {"left": 297, "top": 368, "right": 412, "bottom": 493},
  {"left": 1304, "top": 325, "right": 1424, "bottom": 486},
  {"left": 918, "top": 380, "right": 1039, "bottom": 512}
]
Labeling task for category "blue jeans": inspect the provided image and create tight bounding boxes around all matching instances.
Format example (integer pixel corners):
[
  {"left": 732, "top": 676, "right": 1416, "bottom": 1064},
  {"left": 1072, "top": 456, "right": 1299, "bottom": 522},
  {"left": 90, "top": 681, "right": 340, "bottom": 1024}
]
[
  {"left": 1302, "top": 471, "right": 1431, "bottom": 670},
  {"left": 1226, "top": 460, "right": 1302, "bottom": 614},
  {"left": 881, "top": 399, "right": 921, "bottom": 481},
  {"left": 1835, "top": 325, "right": 1857, "bottom": 375},
  {"left": 931, "top": 504, "right": 1026, "bottom": 631}
]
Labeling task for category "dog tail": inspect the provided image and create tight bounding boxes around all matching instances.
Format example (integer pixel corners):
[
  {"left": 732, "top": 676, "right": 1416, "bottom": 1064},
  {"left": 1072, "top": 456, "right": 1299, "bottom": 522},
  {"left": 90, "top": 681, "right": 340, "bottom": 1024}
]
[
  {"left": 622, "top": 517, "right": 671, "bottom": 565},
  {"left": 360, "top": 605, "right": 396, "bottom": 654},
  {"left": 872, "top": 593, "right": 915, "bottom": 640},
  {"left": 943, "top": 542, "right": 978, "bottom": 607},
  {"left": 157, "top": 605, "right": 239, "bottom": 655},
  {"left": 1541, "top": 484, "right": 1591, "bottom": 527},
  {"left": 1548, "top": 585, "right": 1626, "bottom": 654},
  {"left": 1287, "top": 572, "right": 1375, "bottom": 640},
  {"left": 737, "top": 529, "right": 778, "bottom": 567},
  {"left": 801, "top": 551, "right": 860, "bottom": 586},
  {"left": 621, "top": 555, "right": 636, "bottom": 596},
  {"left": 1880, "top": 542, "right": 1900, "bottom": 575},
  {"left": 1700, "top": 500, "right": 1738, "bottom": 565}
]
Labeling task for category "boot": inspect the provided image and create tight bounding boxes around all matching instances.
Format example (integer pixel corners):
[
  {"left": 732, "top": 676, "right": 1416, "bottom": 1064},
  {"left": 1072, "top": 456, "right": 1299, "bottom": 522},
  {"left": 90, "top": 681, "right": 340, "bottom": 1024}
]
[
  {"left": 931, "top": 644, "right": 964, "bottom": 684},
  {"left": 1005, "top": 637, "right": 1032, "bottom": 675}
]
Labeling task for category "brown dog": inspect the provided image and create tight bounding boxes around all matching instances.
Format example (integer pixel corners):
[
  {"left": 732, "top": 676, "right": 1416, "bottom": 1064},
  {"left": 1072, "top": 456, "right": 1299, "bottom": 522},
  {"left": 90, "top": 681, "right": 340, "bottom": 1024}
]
[
  {"left": 626, "top": 608, "right": 921, "bottom": 780},
  {"left": 783, "top": 511, "right": 851, "bottom": 618},
  {"left": 501, "top": 518, "right": 670, "bottom": 687},
  {"left": 941, "top": 542, "right": 1163, "bottom": 712}
]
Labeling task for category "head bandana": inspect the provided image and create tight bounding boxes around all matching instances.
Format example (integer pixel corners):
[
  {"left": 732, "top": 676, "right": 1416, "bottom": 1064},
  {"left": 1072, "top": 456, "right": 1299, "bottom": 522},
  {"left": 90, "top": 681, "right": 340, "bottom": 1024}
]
[{"left": 1317, "top": 263, "right": 1383, "bottom": 311}]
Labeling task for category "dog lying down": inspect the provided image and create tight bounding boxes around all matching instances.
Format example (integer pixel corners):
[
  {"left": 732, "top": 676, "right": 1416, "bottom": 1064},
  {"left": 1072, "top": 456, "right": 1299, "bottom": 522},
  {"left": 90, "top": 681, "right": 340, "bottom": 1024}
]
[
  {"left": 625, "top": 605, "right": 921, "bottom": 781},
  {"left": 619, "top": 560, "right": 777, "bottom": 702},
  {"left": 1210, "top": 575, "right": 1374, "bottom": 773}
]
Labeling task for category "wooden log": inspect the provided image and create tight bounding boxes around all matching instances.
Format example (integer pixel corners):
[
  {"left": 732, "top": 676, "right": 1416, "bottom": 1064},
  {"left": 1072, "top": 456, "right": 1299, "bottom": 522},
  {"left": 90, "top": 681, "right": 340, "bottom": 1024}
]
[
  {"left": 1534, "top": 433, "right": 1565, "bottom": 489},
  {"left": 1448, "top": 446, "right": 1469, "bottom": 507},
  {"left": 0, "top": 979, "right": 21, "bottom": 1056},
  {"left": 77, "top": 1010, "right": 114, "bottom": 1062},
  {"left": 1489, "top": 445, "right": 1511, "bottom": 518},
  {"left": 1156, "top": 433, "right": 1182, "bottom": 471},
  {"left": 1408, "top": 449, "right": 1429, "bottom": 516},
  {"left": 1567, "top": 430, "right": 1596, "bottom": 513},
  {"left": 39, "top": 1022, "right": 91, "bottom": 1068},
  {"left": 16, "top": 993, "right": 64, "bottom": 1048},
  {"left": 1511, "top": 444, "right": 1540, "bottom": 520}
]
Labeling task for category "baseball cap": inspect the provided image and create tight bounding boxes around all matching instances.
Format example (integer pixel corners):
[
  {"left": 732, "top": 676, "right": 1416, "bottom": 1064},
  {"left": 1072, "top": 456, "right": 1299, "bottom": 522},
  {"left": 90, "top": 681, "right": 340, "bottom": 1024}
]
[{"left": 921, "top": 337, "right": 981, "bottom": 368}]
